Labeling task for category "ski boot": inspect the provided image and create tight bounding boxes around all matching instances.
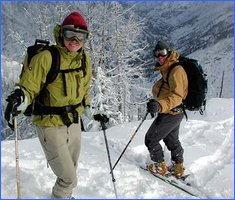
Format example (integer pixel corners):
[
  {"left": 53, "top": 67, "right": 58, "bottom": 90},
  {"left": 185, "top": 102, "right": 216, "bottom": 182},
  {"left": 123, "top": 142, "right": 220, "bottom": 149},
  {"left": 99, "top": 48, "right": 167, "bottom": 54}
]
[
  {"left": 148, "top": 161, "right": 168, "bottom": 176},
  {"left": 168, "top": 162, "right": 185, "bottom": 179}
]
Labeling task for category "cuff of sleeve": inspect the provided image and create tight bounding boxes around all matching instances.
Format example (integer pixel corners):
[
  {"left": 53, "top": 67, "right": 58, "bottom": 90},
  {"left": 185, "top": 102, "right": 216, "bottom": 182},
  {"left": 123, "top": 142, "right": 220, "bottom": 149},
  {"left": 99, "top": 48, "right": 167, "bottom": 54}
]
[{"left": 17, "top": 95, "right": 29, "bottom": 112}]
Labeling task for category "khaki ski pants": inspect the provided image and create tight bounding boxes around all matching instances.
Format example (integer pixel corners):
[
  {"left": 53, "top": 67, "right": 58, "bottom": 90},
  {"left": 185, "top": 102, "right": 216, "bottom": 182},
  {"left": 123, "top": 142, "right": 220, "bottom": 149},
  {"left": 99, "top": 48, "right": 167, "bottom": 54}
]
[{"left": 37, "top": 123, "right": 81, "bottom": 198}]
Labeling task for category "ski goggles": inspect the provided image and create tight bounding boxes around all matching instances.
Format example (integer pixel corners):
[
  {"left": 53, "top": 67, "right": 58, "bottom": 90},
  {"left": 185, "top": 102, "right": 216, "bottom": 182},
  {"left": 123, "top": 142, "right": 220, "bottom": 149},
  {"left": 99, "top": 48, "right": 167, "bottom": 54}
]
[
  {"left": 154, "top": 49, "right": 168, "bottom": 58},
  {"left": 62, "top": 26, "right": 89, "bottom": 43}
]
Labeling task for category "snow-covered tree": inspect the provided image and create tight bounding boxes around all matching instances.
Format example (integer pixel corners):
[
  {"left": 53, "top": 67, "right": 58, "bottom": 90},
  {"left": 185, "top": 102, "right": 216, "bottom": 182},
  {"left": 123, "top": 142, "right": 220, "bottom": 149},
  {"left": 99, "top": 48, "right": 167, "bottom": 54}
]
[
  {"left": 82, "top": 2, "right": 150, "bottom": 124},
  {"left": 2, "top": 1, "right": 150, "bottom": 137}
]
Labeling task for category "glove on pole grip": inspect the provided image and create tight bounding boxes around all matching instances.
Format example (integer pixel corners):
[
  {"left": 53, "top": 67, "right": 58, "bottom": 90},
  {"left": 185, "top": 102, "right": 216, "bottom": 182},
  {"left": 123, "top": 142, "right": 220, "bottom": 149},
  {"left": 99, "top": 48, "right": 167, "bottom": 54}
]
[{"left": 94, "top": 114, "right": 109, "bottom": 124}]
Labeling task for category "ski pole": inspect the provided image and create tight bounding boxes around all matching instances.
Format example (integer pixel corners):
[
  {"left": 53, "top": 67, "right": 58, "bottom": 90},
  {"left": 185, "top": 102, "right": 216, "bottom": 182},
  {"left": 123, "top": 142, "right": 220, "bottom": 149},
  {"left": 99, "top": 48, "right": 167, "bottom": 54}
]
[
  {"left": 100, "top": 120, "right": 118, "bottom": 199},
  {"left": 13, "top": 115, "right": 21, "bottom": 199},
  {"left": 111, "top": 112, "right": 149, "bottom": 172}
]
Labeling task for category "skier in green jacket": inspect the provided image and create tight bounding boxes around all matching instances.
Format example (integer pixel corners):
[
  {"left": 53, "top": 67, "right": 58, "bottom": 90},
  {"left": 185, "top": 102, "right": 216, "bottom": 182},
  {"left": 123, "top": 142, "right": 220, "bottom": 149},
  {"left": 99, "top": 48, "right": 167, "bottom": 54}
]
[{"left": 5, "top": 12, "right": 92, "bottom": 198}]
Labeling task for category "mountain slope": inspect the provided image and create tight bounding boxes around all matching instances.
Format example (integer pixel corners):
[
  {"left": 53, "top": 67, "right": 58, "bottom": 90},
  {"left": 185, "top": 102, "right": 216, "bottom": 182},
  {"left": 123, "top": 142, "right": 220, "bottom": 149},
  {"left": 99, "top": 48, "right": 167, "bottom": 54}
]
[{"left": 130, "top": 1, "right": 234, "bottom": 98}]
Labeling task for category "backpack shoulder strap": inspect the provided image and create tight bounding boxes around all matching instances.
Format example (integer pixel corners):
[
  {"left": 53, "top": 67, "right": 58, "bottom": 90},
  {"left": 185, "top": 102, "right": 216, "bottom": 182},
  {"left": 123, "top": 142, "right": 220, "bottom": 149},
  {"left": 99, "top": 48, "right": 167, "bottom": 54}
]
[
  {"left": 54, "top": 50, "right": 87, "bottom": 97},
  {"left": 44, "top": 45, "right": 60, "bottom": 84},
  {"left": 34, "top": 45, "right": 60, "bottom": 103},
  {"left": 157, "top": 61, "right": 180, "bottom": 97},
  {"left": 81, "top": 51, "right": 87, "bottom": 107},
  {"left": 56, "top": 50, "right": 86, "bottom": 75},
  {"left": 81, "top": 50, "right": 87, "bottom": 77}
]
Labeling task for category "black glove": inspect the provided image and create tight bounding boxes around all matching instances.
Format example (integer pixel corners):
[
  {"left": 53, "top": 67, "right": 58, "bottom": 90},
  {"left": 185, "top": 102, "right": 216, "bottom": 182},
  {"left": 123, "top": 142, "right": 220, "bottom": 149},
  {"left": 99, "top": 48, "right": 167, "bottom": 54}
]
[
  {"left": 4, "top": 89, "right": 24, "bottom": 123},
  {"left": 94, "top": 114, "right": 109, "bottom": 123},
  {"left": 147, "top": 99, "right": 160, "bottom": 117}
]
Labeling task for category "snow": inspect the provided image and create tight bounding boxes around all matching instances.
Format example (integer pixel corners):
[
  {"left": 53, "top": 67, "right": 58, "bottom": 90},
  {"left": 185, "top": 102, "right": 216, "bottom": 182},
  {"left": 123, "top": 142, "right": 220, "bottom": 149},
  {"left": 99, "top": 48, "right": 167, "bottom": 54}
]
[{"left": 1, "top": 98, "right": 234, "bottom": 199}]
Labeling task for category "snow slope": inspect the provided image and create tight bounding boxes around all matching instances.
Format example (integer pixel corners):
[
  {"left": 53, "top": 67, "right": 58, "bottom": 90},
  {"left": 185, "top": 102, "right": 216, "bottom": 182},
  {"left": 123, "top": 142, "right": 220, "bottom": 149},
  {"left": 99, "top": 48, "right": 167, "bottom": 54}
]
[{"left": 1, "top": 98, "right": 234, "bottom": 199}]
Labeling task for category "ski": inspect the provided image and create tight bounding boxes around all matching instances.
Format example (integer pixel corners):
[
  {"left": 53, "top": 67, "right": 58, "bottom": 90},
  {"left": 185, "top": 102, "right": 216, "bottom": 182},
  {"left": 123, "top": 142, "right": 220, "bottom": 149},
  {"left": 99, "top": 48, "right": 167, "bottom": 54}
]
[{"left": 140, "top": 166, "right": 200, "bottom": 198}]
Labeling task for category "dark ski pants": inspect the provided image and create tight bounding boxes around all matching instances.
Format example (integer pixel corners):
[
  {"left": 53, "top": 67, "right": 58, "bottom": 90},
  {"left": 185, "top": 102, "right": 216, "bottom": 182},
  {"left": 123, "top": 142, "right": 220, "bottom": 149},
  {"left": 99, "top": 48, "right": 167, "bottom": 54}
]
[
  {"left": 37, "top": 123, "right": 81, "bottom": 198},
  {"left": 145, "top": 113, "right": 184, "bottom": 163}
]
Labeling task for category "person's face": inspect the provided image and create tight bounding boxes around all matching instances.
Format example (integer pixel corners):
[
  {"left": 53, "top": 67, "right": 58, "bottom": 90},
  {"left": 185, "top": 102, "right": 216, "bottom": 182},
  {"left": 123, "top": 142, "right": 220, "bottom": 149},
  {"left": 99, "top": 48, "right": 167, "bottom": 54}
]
[
  {"left": 156, "top": 55, "right": 168, "bottom": 65},
  {"left": 154, "top": 49, "right": 168, "bottom": 66},
  {"left": 63, "top": 38, "right": 82, "bottom": 52},
  {"left": 62, "top": 25, "right": 89, "bottom": 52}
]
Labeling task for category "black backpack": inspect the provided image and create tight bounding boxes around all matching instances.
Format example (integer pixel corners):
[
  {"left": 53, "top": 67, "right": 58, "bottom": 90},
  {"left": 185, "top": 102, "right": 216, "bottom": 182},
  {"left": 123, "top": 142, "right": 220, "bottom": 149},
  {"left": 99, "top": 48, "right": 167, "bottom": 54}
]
[
  {"left": 21, "top": 39, "right": 86, "bottom": 116},
  {"left": 164, "top": 56, "right": 207, "bottom": 116}
]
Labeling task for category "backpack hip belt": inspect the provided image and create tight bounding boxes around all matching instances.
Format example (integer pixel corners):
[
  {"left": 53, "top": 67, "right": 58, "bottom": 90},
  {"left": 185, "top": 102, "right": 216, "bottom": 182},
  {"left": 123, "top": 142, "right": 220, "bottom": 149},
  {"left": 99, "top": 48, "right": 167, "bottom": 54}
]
[
  {"left": 33, "top": 101, "right": 81, "bottom": 127},
  {"left": 170, "top": 104, "right": 183, "bottom": 113}
]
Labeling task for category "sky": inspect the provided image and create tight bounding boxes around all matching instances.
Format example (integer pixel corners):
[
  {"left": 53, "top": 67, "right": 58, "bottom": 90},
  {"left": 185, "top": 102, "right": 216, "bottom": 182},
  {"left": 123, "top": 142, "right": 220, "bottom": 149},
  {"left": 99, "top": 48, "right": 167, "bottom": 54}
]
[{"left": 1, "top": 98, "right": 234, "bottom": 199}]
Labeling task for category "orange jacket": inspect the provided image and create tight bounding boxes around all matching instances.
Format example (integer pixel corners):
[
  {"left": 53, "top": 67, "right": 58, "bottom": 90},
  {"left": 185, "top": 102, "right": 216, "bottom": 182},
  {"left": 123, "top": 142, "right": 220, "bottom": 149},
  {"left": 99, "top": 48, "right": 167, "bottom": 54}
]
[{"left": 152, "top": 50, "right": 188, "bottom": 115}]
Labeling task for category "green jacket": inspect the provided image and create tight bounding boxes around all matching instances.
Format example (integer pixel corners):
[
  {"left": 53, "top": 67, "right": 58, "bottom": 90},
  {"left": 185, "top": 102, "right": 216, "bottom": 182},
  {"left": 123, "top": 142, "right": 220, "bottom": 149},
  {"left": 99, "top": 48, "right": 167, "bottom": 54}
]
[
  {"left": 18, "top": 24, "right": 92, "bottom": 126},
  {"left": 152, "top": 50, "right": 188, "bottom": 114}
]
